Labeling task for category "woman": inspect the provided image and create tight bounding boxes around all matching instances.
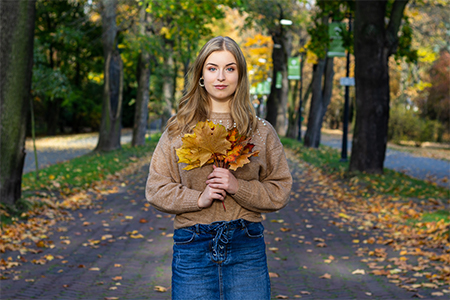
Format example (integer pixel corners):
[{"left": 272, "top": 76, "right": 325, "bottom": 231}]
[{"left": 146, "top": 36, "right": 292, "bottom": 300}]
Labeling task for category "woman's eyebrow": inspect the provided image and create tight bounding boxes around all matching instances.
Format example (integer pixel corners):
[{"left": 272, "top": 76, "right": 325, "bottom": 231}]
[{"left": 205, "top": 62, "right": 237, "bottom": 67}]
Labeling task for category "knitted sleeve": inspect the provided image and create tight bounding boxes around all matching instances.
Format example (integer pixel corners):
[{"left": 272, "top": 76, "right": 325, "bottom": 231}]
[
  {"left": 145, "top": 131, "right": 202, "bottom": 214},
  {"left": 231, "top": 125, "right": 292, "bottom": 213}
]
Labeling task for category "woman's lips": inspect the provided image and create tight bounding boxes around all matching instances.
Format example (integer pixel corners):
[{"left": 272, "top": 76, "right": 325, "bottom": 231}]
[{"left": 214, "top": 85, "right": 227, "bottom": 90}]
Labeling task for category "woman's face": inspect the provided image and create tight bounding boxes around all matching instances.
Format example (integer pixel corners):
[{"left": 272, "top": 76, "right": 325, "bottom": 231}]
[{"left": 202, "top": 50, "right": 239, "bottom": 106}]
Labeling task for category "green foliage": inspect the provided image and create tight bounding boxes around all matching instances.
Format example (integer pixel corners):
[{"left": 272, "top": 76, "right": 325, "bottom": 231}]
[
  {"left": 32, "top": 0, "right": 103, "bottom": 134},
  {"left": 307, "top": 0, "right": 353, "bottom": 59},
  {"left": 22, "top": 134, "right": 161, "bottom": 196},
  {"left": 388, "top": 105, "right": 443, "bottom": 143},
  {"left": 280, "top": 137, "right": 448, "bottom": 200},
  {"left": 394, "top": 16, "right": 418, "bottom": 63}
]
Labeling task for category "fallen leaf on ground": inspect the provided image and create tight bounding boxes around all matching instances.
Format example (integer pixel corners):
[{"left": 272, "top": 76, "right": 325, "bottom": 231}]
[
  {"left": 276, "top": 295, "right": 288, "bottom": 299},
  {"left": 300, "top": 291, "right": 311, "bottom": 295},
  {"left": 154, "top": 286, "right": 168, "bottom": 292},
  {"left": 269, "top": 272, "right": 279, "bottom": 278},
  {"left": 319, "top": 273, "right": 331, "bottom": 279},
  {"left": 352, "top": 269, "right": 365, "bottom": 275}
]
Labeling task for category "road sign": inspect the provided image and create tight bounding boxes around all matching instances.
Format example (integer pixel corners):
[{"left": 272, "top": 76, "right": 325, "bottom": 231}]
[{"left": 340, "top": 77, "right": 355, "bottom": 86}]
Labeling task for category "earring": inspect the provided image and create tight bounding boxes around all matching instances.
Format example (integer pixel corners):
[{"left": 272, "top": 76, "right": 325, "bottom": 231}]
[{"left": 199, "top": 77, "right": 205, "bottom": 87}]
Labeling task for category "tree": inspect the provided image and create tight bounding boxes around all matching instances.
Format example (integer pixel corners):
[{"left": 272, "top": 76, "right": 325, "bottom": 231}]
[
  {"left": 0, "top": 0, "right": 36, "bottom": 207},
  {"left": 242, "top": 0, "right": 302, "bottom": 136},
  {"left": 95, "top": 0, "right": 124, "bottom": 152},
  {"left": 303, "top": 1, "right": 350, "bottom": 148},
  {"left": 349, "top": 0, "right": 409, "bottom": 174},
  {"left": 132, "top": 3, "right": 152, "bottom": 146},
  {"left": 32, "top": 0, "right": 103, "bottom": 135}
]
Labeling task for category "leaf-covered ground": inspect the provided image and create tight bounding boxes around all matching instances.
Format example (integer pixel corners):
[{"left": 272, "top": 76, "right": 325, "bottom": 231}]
[{"left": 1, "top": 139, "right": 449, "bottom": 299}]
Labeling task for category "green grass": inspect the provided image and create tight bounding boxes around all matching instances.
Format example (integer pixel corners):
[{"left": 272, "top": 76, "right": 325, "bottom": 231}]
[
  {"left": 1, "top": 134, "right": 161, "bottom": 225},
  {"left": 419, "top": 210, "right": 450, "bottom": 223},
  {"left": 280, "top": 137, "right": 449, "bottom": 201},
  {"left": 22, "top": 134, "right": 160, "bottom": 194}
]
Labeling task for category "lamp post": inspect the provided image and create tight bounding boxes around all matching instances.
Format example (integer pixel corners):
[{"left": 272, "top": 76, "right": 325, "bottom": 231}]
[
  {"left": 340, "top": 13, "right": 352, "bottom": 162},
  {"left": 297, "top": 44, "right": 305, "bottom": 142}
]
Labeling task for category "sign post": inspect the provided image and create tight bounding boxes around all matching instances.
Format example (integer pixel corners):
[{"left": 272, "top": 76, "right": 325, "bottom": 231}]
[{"left": 340, "top": 14, "right": 352, "bottom": 162}]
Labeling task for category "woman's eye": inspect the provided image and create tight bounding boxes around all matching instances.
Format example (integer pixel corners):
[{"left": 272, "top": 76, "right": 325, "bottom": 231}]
[
  {"left": 209, "top": 67, "right": 217, "bottom": 72},
  {"left": 226, "top": 67, "right": 235, "bottom": 72}
]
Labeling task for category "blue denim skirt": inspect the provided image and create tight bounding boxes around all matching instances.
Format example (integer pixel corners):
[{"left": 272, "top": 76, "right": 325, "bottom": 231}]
[{"left": 171, "top": 219, "right": 270, "bottom": 300}]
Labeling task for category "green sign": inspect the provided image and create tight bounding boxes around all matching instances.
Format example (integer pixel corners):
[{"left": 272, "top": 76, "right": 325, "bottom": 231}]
[
  {"left": 327, "top": 22, "right": 346, "bottom": 57},
  {"left": 276, "top": 71, "right": 282, "bottom": 89},
  {"left": 253, "top": 81, "right": 271, "bottom": 95},
  {"left": 288, "top": 57, "right": 301, "bottom": 80}
]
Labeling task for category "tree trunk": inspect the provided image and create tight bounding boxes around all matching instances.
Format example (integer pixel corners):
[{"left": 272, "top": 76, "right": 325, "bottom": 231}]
[
  {"left": 349, "top": 0, "right": 408, "bottom": 174},
  {"left": 160, "top": 40, "right": 175, "bottom": 131},
  {"left": 132, "top": 52, "right": 151, "bottom": 146},
  {"left": 304, "top": 56, "right": 335, "bottom": 148},
  {"left": 96, "top": 0, "right": 123, "bottom": 152},
  {"left": 0, "top": 0, "right": 36, "bottom": 207},
  {"left": 266, "top": 32, "right": 290, "bottom": 136},
  {"left": 286, "top": 80, "right": 299, "bottom": 138},
  {"left": 132, "top": 5, "right": 151, "bottom": 147}
]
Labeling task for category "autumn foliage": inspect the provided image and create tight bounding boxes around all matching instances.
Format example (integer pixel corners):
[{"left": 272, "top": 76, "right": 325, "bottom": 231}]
[{"left": 176, "top": 121, "right": 259, "bottom": 171}]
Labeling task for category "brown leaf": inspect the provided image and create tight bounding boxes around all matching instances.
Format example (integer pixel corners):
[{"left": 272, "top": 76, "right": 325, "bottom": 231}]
[
  {"left": 412, "top": 294, "right": 425, "bottom": 298},
  {"left": 300, "top": 291, "right": 311, "bottom": 295},
  {"left": 112, "top": 276, "right": 122, "bottom": 281},
  {"left": 319, "top": 273, "right": 331, "bottom": 279},
  {"left": 154, "top": 285, "right": 168, "bottom": 292},
  {"left": 275, "top": 295, "right": 289, "bottom": 299},
  {"left": 269, "top": 272, "right": 279, "bottom": 278}
]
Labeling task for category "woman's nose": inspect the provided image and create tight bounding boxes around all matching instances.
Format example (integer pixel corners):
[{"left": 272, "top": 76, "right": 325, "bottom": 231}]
[{"left": 217, "top": 70, "right": 225, "bottom": 81}]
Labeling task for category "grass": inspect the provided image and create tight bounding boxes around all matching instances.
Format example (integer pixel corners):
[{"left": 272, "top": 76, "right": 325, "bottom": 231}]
[
  {"left": 22, "top": 134, "right": 160, "bottom": 194},
  {"left": 1, "top": 134, "right": 161, "bottom": 225},
  {"left": 280, "top": 137, "right": 449, "bottom": 201},
  {"left": 2, "top": 134, "right": 447, "bottom": 226}
]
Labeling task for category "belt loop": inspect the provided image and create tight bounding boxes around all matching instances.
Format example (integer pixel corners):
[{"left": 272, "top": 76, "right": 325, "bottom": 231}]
[
  {"left": 195, "top": 224, "right": 200, "bottom": 234},
  {"left": 240, "top": 219, "right": 246, "bottom": 229}
]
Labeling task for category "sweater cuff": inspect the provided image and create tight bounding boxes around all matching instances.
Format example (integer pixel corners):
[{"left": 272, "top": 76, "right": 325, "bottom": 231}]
[
  {"left": 233, "top": 179, "right": 254, "bottom": 203},
  {"left": 182, "top": 189, "right": 203, "bottom": 211}
]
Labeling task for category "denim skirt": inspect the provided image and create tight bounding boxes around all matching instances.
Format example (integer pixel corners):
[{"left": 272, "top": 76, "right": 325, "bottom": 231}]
[{"left": 171, "top": 219, "right": 270, "bottom": 300}]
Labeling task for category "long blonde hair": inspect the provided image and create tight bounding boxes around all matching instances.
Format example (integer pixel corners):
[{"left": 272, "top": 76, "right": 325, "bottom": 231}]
[{"left": 166, "top": 36, "right": 257, "bottom": 137}]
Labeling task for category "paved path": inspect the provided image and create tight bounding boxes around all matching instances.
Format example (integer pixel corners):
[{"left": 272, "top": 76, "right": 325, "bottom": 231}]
[
  {"left": 24, "top": 132, "right": 449, "bottom": 190},
  {"left": 320, "top": 135, "right": 450, "bottom": 189},
  {"left": 23, "top": 132, "right": 133, "bottom": 174},
  {"left": 2, "top": 154, "right": 444, "bottom": 299}
]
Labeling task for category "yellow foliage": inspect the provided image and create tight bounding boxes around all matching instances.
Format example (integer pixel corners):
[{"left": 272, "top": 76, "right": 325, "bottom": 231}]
[
  {"left": 417, "top": 48, "right": 438, "bottom": 63},
  {"left": 306, "top": 49, "right": 318, "bottom": 65},
  {"left": 160, "top": 27, "right": 171, "bottom": 39}
]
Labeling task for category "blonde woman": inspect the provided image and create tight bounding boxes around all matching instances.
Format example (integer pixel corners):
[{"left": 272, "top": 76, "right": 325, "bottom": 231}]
[{"left": 146, "top": 36, "right": 292, "bottom": 300}]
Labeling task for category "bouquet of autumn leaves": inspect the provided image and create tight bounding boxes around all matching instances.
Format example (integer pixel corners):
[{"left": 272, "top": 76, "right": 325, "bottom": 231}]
[{"left": 176, "top": 120, "right": 259, "bottom": 210}]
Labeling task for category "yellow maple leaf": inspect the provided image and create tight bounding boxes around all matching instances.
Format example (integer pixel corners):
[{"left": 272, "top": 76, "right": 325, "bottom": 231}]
[{"left": 176, "top": 121, "right": 231, "bottom": 170}]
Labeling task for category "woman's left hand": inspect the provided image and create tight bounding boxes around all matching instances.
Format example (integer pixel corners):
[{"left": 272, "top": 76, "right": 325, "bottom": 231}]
[{"left": 206, "top": 165, "right": 239, "bottom": 195}]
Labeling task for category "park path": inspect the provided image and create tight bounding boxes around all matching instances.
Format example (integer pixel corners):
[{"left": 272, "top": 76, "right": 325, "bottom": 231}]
[
  {"left": 320, "top": 134, "right": 449, "bottom": 189},
  {"left": 24, "top": 130, "right": 449, "bottom": 189},
  {"left": 2, "top": 151, "right": 445, "bottom": 299}
]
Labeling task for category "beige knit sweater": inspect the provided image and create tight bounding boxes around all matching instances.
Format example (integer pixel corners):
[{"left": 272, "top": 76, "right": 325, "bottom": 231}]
[{"left": 145, "top": 112, "right": 292, "bottom": 229}]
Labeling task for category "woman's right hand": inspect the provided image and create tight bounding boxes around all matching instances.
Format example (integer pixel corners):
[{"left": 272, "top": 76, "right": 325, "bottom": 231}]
[{"left": 198, "top": 185, "right": 226, "bottom": 209}]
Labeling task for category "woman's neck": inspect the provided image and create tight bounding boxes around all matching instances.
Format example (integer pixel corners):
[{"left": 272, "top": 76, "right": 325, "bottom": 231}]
[{"left": 210, "top": 99, "right": 231, "bottom": 113}]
